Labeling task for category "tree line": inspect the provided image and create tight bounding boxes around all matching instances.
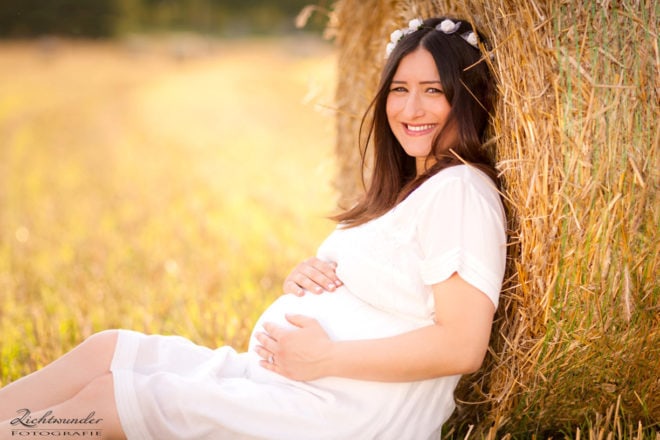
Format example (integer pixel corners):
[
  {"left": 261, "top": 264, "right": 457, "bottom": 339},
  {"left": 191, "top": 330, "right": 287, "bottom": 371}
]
[{"left": 0, "top": 0, "right": 328, "bottom": 38}]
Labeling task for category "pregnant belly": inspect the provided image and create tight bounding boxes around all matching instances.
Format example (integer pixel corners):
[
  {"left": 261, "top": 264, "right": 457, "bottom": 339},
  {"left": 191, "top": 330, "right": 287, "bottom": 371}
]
[
  {"left": 240, "top": 290, "right": 454, "bottom": 437},
  {"left": 248, "top": 288, "right": 425, "bottom": 352},
  {"left": 244, "top": 288, "right": 436, "bottom": 401}
]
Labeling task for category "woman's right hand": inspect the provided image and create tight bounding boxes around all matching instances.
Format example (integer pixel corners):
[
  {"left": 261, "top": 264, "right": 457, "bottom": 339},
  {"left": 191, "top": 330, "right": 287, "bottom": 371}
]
[{"left": 283, "top": 257, "right": 342, "bottom": 296}]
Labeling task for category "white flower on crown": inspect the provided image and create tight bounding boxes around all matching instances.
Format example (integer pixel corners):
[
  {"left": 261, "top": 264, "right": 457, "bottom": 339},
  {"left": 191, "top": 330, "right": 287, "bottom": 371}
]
[
  {"left": 408, "top": 18, "right": 424, "bottom": 30},
  {"left": 384, "top": 18, "right": 424, "bottom": 58},
  {"left": 463, "top": 31, "right": 479, "bottom": 47},
  {"left": 385, "top": 42, "right": 396, "bottom": 58},
  {"left": 437, "top": 19, "right": 460, "bottom": 34},
  {"left": 390, "top": 29, "right": 404, "bottom": 43}
]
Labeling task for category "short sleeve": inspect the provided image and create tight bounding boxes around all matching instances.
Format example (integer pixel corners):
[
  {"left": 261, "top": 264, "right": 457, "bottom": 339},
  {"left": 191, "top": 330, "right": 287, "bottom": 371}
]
[{"left": 416, "top": 169, "right": 507, "bottom": 308}]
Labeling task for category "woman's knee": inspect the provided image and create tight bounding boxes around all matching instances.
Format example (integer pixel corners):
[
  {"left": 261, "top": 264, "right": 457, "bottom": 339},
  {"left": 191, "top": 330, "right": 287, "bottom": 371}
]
[
  {"left": 82, "top": 329, "right": 118, "bottom": 353},
  {"left": 83, "top": 330, "right": 119, "bottom": 348}
]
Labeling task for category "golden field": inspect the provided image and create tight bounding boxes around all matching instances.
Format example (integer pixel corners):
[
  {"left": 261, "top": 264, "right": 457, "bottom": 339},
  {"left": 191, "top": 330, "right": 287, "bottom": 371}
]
[{"left": 0, "top": 36, "right": 337, "bottom": 382}]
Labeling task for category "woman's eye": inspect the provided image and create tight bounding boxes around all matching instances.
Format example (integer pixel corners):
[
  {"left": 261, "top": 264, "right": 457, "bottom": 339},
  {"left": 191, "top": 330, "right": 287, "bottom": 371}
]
[
  {"left": 390, "top": 86, "right": 407, "bottom": 93},
  {"left": 427, "top": 87, "right": 444, "bottom": 94}
]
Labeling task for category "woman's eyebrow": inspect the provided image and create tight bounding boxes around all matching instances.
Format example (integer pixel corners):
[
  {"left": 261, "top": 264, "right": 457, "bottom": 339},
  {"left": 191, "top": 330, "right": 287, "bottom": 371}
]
[{"left": 391, "top": 80, "right": 442, "bottom": 84}]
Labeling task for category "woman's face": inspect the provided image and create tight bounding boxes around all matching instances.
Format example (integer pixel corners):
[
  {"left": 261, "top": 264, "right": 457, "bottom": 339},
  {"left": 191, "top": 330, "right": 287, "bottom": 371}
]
[{"left": 386, "top": 47, "right": 453, "bottom": 175}]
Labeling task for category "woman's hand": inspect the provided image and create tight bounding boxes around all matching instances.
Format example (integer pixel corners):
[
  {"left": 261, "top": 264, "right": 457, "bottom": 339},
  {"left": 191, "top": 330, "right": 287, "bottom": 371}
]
[
  {"left": 283, "top": 257, "right": 342, "bottom": 296},
  {"left": 255, "top": 314, "right": 334, "bottom": 381}
]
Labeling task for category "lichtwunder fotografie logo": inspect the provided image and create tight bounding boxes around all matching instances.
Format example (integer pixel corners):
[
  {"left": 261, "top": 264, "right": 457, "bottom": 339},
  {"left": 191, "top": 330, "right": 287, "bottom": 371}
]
[{"left": 10, "top": 408, "right": 103, "bottom": 437}]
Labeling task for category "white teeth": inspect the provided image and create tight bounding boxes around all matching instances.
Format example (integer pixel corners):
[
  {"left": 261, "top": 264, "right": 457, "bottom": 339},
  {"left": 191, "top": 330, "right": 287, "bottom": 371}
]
[{"left": 406, "top": 124, "right": 435, "bottom": 132}]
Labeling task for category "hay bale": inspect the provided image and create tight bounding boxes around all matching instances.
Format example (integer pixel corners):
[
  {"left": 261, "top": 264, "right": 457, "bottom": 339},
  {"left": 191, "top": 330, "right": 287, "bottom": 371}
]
[{"left": 329, "top": 0, "right": 659, "bottom": 435}]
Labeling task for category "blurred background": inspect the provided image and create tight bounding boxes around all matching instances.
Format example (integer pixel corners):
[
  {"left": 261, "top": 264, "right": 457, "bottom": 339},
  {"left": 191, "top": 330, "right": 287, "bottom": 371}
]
[
  {"left": 0, "top": 0, "right": 329, "bottom": 37},
  {"left": 0, "top": 0, "right": 337, "bottom": 381}
]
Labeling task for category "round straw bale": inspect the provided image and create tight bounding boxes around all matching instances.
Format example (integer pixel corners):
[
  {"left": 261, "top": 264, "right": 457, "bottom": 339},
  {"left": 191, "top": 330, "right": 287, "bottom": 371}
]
[{"left": 329, "top": 0, "right": 659, "bottom": 435}]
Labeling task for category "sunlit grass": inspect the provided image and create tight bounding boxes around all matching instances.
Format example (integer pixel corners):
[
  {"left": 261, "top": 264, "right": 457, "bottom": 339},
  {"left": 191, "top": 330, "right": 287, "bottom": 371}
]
[{"left": 0, "top": 37, "right": 337, "bottom": 384}]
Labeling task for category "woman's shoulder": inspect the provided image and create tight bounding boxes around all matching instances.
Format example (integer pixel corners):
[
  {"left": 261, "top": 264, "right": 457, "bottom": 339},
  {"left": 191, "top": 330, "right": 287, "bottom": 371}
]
[{"left": 420, "top": 164, "right": 501, "bottom": 202}]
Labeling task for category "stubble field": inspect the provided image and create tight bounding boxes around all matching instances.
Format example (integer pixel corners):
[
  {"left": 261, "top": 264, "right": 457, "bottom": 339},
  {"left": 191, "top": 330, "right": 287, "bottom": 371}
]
[{"left": 0, "top": 36, "right": 337, "bottom": 383}]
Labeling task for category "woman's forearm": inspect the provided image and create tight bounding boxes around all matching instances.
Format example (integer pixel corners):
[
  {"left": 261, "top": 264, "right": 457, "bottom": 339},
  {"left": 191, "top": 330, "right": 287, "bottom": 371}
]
[{"left": 325, "top": 323, "right": 486, "bottom": 382}]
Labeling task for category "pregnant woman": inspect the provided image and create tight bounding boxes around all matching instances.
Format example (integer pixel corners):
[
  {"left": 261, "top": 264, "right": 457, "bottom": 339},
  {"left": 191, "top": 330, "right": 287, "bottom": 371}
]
[{"left": 0, "top": 17, "right": 506, "bottom": 440}]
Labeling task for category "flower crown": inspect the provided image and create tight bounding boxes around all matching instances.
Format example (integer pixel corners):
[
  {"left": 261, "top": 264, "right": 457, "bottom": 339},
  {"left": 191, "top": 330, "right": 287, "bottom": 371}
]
[{"left": 385, "top": 18, "right": 479, "bottom": 58}]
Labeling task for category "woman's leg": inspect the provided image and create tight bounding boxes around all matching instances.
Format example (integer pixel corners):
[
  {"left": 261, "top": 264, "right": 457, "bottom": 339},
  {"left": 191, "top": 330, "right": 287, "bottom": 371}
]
[
  {"left": 0, "top": 373, "right": 126, "bottom": 440},
  {"left": 0, "top": 330, "right": 119, "bottom": 420}
]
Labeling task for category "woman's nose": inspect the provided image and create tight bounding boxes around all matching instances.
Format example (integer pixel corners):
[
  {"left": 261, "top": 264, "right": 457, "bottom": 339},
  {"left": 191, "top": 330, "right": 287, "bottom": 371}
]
[{"left": 402, "top": 92, "right": 424, "bottom": 118}]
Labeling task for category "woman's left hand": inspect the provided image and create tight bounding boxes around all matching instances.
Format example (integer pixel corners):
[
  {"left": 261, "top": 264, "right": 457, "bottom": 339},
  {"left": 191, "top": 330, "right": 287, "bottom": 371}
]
[
  {"left": 255, "top": 314, "right": 334, "bottom": 381},
  {"left": 283, "top": 257, "right": 342, "bottom": 296}
]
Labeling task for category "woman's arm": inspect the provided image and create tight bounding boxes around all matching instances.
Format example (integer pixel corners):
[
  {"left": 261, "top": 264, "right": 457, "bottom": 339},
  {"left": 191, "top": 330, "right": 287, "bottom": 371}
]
[{"left": 256, "top": 272, "right": 495, "bottom": 382}]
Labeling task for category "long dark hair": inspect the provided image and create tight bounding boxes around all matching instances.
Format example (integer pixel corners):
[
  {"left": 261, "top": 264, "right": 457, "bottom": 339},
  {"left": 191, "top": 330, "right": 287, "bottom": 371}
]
[{"left": 334, "top": 17, "right": 497, "bottom": 227}]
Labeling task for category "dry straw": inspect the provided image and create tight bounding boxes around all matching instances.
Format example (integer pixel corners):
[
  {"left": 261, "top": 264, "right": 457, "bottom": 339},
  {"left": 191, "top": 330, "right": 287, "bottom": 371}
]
[{"left": 325, "top": 0, "right": 659, "bottom": 436}]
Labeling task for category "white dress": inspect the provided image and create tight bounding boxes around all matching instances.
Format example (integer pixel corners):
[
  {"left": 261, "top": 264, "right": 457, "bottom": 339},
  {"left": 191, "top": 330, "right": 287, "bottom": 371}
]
[{"left": 110, "top": 165, "right": 507, "bottom": 440}]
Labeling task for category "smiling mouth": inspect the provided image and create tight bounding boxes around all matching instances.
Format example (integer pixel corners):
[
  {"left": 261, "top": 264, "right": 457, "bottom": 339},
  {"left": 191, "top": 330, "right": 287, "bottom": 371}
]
[{"left": 405, "top": 123, "right": 437, "bottom": 133}]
